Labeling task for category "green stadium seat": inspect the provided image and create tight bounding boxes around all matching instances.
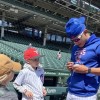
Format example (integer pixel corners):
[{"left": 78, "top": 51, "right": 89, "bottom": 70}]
[{"left": 0, "top": 38, "right": 71, "bottom": 71}]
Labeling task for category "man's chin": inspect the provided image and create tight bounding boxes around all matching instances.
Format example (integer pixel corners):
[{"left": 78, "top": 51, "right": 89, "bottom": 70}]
[{"left": 77, "top": 43, "right": 84, "bottom": 47}]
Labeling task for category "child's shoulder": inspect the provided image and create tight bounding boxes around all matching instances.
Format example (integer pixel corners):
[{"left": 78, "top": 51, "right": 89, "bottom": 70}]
[
  {"left": 37, "top": 67, "right": 44, "bottom": 73},
  {"left": 19, "top": 67, "right": 30, "bottom": 74}
]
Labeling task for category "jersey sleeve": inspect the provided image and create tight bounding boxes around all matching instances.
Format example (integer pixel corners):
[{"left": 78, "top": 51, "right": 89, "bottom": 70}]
[
  {"left": 14, "top": 70, "right": 25, "bottom": 85},
  {"left": 13, "top": 70, "right": 26, "bottom": 93},
  {"left": 96, "top": 44, "right": 100, "bottom": 63},
  {"left": 42, "top": 68, "right": 45, "bottom": 84}
]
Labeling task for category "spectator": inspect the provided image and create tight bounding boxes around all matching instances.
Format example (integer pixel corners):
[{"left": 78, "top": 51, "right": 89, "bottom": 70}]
[
  {"left": 0, "top": 54, "right": 21, "bottom": 100},
  {"left": 57, "top": 50, "right": 62, "bottom": 60}
]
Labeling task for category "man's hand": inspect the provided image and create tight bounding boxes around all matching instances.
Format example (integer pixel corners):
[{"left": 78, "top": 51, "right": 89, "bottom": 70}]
[
  {"left": 43, "top": 88, "right": 47, "bottom": 96},
  {"left": 66, "top": 62, "right": 74, "bottom": 71},
  {"left": 72, "top": 64, "right": 88, "bottom": 73},
  {"left": 24, "top": 89, "right": 33, "bottom": 100}
]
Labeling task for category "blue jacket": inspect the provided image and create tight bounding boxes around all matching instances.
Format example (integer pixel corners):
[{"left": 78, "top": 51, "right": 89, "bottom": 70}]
[{"left": 67, "top": 34, "right": 100, "bottom": 96}]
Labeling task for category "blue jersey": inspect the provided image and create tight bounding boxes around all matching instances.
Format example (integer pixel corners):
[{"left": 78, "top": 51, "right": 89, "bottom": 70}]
[{"left": 67, "top": 34, "right": 100, "bottom": 97}]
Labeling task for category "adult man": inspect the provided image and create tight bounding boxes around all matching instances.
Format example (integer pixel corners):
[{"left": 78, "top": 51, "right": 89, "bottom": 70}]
[{"left": 65, "top": 17, "right": 100, "bottom": 100}]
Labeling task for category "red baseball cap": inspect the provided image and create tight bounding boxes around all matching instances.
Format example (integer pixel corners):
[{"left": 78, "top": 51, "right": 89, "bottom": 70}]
[{"left": 23, "top": 47, "right": 44, "bottom": 61}]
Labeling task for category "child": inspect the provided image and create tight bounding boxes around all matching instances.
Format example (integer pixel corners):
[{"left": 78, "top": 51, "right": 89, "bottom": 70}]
[
  {"left": 0, "top": 54, "right": 21, "bottom": 100},
  {"left": 13, "top": 47, "right": 47, "bottom": 100}
]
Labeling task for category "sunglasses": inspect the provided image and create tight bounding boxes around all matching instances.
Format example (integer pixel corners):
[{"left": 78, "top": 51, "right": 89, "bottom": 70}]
[
  {"left": 71, "top": 32, "right": 83, "bottom": 42},
  {"left": 71, "top": 38, "right": 81, "bottom": 42}
]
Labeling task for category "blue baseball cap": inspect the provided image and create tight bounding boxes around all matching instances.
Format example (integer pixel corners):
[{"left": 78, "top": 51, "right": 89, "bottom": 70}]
[{"left": 65, "top": 17, "right": 86, "bottom": 39}]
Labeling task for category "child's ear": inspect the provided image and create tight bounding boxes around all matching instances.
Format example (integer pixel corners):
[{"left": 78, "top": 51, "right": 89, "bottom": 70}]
[{"left": 26, "top": 60, "right": 30, "bottom": 64}]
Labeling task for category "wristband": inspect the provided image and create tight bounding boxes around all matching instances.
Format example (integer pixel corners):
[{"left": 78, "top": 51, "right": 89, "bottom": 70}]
[{"left": 88, "top": 68, "right": 91, "bottom": 73}]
